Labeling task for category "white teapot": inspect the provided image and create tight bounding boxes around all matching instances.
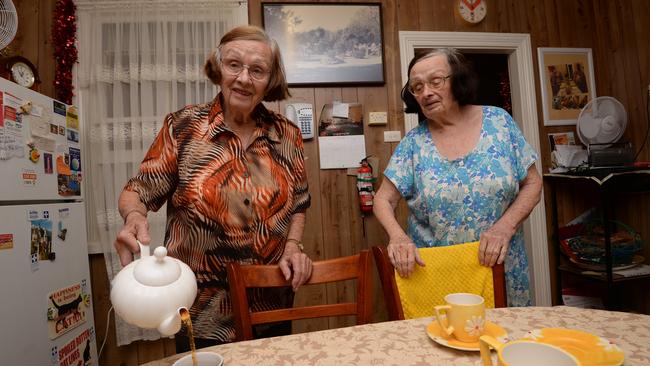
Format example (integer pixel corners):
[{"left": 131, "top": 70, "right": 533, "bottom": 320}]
[{"left": 110, "top": 241, "right": 197, "bottom": 336}]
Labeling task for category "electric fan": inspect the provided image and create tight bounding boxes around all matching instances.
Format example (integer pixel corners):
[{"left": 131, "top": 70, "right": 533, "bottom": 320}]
[
  {"left": 576, "top": 96, "right": 633, "bottom": 167},
  {"left": 0, "top": 0, "right": 17, "bottom": 50}
]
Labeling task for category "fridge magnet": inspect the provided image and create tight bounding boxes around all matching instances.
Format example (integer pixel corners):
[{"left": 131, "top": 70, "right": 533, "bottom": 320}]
[
  {"left": 57, "top": 221, "right": 67, "bottom": 241},
  {"left": 56, "top": 155, "right": 71, "bottom": 175},
  {"left": 58, "top": 207, "right": 70, "bottom": 219},
  {"left": 66, "top": 128, "right": 79, "bottom": 143},
  {"left": 44, "top": 153, "right": 53, "bottom": 174},
  {"left": 22, "top": 169, "right": 37, "bottom": 186},
  {"left": 66, "top": 106, "right": 79, "bottom": 130},
  {"left": 50, "top": 123, "right": 58, "bottom": 134},
  {"left": 18, "top": 100, "right": 32, "bottom": 115},
  {"left": 57, "top": 327, "right": 94, "bottom": 366},
  {"left": 53, "top": 100, "right": 66, "bottom": 117},
  {"left": 69, "top": 147, "right": 81, "bottom": 172},
  {"left": 47, "top": 283, "right": 89, "bottom": 339},
  {"left": 31, "top": 218, "right": 53, "bottom": 260},
  {"left": 31, "top": 252, "right": 39, "bottom": 271},
  {"left": 58, "top": 125, "right": 65, "bottom": 136},
  {"left": 27, "top": 142, "right": 40, "bottom": 163},
  {"left": 0, "top": 233, "right": 13, "bottom": 250},
  {"left": 51, "top": 345, "right": 59, "bottom": 364}
]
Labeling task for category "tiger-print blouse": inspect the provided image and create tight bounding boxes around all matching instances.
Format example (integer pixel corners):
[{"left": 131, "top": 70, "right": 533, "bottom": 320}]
[{"left": 124, "top": 94, "right": 310, "bottom": 341}]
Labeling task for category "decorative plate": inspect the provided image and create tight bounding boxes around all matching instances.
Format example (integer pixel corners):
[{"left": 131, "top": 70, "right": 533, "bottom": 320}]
[
  {"left": 569, "top": 254, "right": 644, "bottom": 272},
  {"left": 426, "top": 319, "right": 508, "bottom": 351},
  {"left": 522, "top": 328, "right": 624, "bottom": 366}
]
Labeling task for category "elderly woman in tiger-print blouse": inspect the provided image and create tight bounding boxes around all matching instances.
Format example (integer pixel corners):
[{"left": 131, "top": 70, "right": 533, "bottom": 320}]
[{"left": 114, "top": 25, "right": 312, "bottom": 348}]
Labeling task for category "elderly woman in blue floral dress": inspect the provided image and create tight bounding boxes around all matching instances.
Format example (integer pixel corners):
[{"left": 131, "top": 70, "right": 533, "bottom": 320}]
[{"left": 374, "top": 48, "right": 542, "bottom": 306}]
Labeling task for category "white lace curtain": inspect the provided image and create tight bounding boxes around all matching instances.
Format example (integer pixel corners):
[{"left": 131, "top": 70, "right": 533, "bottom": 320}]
[{"left": 75, "top": 0, "right": 247, "bottom": 346}]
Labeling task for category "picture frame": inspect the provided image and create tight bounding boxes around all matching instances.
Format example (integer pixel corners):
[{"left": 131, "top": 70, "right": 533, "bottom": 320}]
[
  {"left": 262, "top": 2, "right": 385, "bottom": 86},
  {"left": 537, "top": 47, "right": 596, "bottom": 126}
]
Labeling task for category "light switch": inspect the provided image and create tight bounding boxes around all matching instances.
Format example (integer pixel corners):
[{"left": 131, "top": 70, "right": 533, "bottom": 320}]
[
  {"left": 384, "top": 130, "right": 402, "bottom": 142},
  {"left": 368, "top": 111, "right": 388, "bottom": 125}
]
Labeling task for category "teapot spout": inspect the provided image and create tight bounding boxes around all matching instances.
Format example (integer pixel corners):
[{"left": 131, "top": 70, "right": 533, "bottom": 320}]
[{"left": 157, "top": 307, "right": 188, "bottom": 336}]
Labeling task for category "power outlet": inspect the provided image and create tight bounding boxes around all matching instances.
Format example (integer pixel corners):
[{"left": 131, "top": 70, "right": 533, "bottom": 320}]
[{"left": 384, "top": 130, "right": 402, "bottom": 142}]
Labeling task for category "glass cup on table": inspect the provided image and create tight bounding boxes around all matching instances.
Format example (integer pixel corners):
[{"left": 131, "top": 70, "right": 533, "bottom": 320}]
[{"left": 434, "top": 293, "right": 486, "bottom": 342}]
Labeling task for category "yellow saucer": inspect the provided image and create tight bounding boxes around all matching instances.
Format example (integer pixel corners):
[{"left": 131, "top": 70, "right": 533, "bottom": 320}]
[
  {"left": 522, "top": 328, "right": 624, "bottom": 366},
  {"left": 426, "top": 318, "right": 508, "bottom": 351}
]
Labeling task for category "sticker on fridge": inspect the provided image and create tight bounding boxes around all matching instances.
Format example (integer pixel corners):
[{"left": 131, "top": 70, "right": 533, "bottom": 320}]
[
  {"left": 0, "top": 233, "right": 13, "bottom": 250},
  {"left": 30, "top": 217, "right": 52, "bottom": 260},
  {"left": 47, "top": 283, "right": 90, "bottom": 339},
  {"left": 56, "top": 327, "right": 94, "bottom": 366}
]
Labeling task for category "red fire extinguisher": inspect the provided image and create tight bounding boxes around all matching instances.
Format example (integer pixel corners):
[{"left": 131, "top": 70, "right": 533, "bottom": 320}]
[{"left": 357, "top": 157, "right": 375, "bottom": 214}]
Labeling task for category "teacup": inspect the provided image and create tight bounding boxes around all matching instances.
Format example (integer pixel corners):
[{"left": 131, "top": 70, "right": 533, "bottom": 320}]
[
  {"left": 173, "top": 352, "right": 223, "bottom": 366},
  {"left": 479, "top": 335, "right": 580, "bottom": 366},
  {"left": 434, "top": 293, "right": 485, "bottom": 342}
]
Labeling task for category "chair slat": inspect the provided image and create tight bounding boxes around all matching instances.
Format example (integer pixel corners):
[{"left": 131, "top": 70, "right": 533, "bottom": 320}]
[{"left": 227, "top": 250, "right": 372, "bottom": 341}]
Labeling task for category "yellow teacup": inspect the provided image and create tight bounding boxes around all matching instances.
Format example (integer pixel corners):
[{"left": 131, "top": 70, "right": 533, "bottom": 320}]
[
  {"left": 434, "top": 293, "right": 485, "bottom": 342},
  {"left": 479, "top": 335, "right": 580, "bottom": 366}
]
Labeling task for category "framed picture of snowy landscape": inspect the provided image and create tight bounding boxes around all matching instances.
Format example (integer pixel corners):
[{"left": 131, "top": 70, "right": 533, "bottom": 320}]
[{"left": 262, "top": 3, "right": 385, "bottom": 86}]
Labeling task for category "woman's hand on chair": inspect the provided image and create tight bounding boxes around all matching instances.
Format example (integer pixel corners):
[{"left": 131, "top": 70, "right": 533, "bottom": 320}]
[
  {"left": 479, "top": 224, "right": 515, "bottom": 266},
  {"left": 279, "top": 247, "right": 313, "bottom": 291},
  {"left": 387, "top": 236, "right": 425, "bottom": 278}
]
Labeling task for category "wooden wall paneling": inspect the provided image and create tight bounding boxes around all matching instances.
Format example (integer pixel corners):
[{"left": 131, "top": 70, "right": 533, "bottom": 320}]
[
  {"left": 397, "top": 0, "right": 419, "bottom": 31},
  {"left": 631, "top": 0, "right": 650, "bottom": 162},
  {"left": 282, "top": 87, "right": 331, "bottom": 334},
  {"left": 616, "top": 2, "right": 646, "bottom": 154},
  {"left": 137, "top": 340, "right": 166, "bottom": 365},
  {"left": 313, "top": 87, "right": 356, "bottom": 330},
  {"left": 357, "top": 85, "right": 391, "bottom": 321},
  {"left": 37, "top": 0, "right": 55, "bottom": 99},
  {"left": 416, "top": 0, "right": 436, "bottom": 31},
  {"left": 333, "top": 87, "right": 363, "bottom": 328}
]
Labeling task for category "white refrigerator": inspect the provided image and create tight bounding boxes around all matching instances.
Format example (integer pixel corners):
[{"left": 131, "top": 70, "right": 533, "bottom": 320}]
[{"left": 0, "top": 78, "right": 98, "bottom": 366}]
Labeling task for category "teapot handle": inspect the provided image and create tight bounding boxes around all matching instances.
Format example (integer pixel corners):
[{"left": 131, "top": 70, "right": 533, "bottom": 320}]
[{"left": 137, "top": 240, "right": 150, "bottom": 258}]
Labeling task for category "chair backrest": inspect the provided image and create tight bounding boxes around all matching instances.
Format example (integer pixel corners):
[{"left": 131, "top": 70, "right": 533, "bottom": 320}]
[
  {"left": 226, "top": 250, "right": 372, "bottom": 341},
  {"left": 372, "top": 244, "right": 506, "bottom": 321}
]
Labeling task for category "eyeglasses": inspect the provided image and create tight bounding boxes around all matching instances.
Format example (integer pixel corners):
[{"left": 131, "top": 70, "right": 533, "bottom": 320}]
[
  {"left": 219, "top": 57, "right": 270, "bottom": 81},
  {"left": 408, "top": 75, "right": 451, "bottom": 95}
]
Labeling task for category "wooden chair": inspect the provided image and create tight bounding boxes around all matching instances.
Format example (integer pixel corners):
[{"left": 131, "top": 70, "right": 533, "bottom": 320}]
[
  {"left": 226, "top": 250, "right": 372, "bottom": 341},
  {"left": 372, "top": 245, "right": 507, "bottom": 321}
]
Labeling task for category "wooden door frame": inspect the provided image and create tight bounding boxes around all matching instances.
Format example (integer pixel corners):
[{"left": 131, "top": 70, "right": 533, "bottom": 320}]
[{"left": 398, "top": 31, "right": 551, "bottom": 306}]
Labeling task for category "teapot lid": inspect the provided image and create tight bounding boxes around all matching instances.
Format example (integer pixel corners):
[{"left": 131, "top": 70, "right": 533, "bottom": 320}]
[{"left": 133, "top": 246, "right": 182, "bottom": 286}]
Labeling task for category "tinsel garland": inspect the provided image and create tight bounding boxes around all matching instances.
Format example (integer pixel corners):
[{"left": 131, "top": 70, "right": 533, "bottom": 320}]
[{"left": 52, "top": 0, "right": 78, "bottom": 105}]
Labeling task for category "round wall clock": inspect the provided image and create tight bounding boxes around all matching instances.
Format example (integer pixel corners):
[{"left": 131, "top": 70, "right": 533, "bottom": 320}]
[
  {"left": 2, "top": 56, "right": 40, "bottom": 89},
  {"left": 458, "top": 0, "right": 487, "bottom": 24}
]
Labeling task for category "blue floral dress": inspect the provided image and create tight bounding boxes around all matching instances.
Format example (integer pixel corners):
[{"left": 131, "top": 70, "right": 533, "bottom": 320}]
[{"left": 384, "top": 106, "right": 538, "bottom": 306}]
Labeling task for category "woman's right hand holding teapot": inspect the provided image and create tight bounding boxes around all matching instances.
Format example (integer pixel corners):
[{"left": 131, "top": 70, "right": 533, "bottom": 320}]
[{"left": 115, "top": 191, "right": 151, "bottom": 266}]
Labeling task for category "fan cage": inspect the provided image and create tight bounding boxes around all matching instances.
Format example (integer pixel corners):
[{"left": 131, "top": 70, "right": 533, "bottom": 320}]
[{"left": 0, "top": 0, "right": 17, "bottom": 51}]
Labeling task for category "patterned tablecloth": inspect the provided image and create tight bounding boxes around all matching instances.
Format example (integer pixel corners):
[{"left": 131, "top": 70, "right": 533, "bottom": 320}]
[{"left": 144, "top": 306, "right": 650, "bottom": 366}]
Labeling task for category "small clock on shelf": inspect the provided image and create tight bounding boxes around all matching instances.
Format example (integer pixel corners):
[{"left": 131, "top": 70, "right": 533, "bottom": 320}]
[
  {"left": 1, "top": 55, "right": 40, "bottom": 90},
  {"left": 458, "top": 0, "right": 487, "bottom": 24}
]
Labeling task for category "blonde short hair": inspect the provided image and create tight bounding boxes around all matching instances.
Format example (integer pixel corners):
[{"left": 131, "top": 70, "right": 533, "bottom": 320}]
[{"left": 204, "top": 25, "right": 290, "bottom": 102}]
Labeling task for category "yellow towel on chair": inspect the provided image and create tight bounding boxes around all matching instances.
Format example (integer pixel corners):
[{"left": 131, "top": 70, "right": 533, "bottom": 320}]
[{"left": 394, "top": 241, "right": 495, "bottom": 319}]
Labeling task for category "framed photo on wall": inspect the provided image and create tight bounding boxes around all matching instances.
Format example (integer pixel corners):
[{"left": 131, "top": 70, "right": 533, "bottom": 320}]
[
  {"left": 262, "top": 2, "right": 385, "bottom": 86},
  {"left": 537, "top": 47, "right": 596, "bottom": 126}
]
